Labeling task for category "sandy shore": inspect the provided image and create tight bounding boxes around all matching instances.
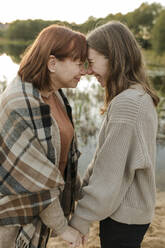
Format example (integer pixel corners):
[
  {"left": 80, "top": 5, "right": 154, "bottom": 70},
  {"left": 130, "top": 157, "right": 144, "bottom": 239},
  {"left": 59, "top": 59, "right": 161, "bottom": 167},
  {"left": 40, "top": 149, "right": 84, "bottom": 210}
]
[{"left": 47, "top": 191, "right": 165, "bottom": 248}]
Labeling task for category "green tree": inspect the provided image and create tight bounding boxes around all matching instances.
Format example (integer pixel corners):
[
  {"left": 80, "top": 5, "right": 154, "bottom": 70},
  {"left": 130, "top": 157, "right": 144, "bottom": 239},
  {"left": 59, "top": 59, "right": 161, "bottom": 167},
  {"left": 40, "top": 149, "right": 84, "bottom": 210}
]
[
  {"left": 152, "top": 10, "right": 165, "bottom": 54},
  {"left": 6, "top": 20, "right": 46, "bottom": 40},
  {"left": 125, "top": 2, "right": 163, "bottom": 48},
  {"left": 6, "top": 19, "right": 73, "bottom": 41},
  {"left": 80, "top": 16, "right": 98, "bottom": 34},
  {"left": 126, "top": 3, "right": 162, "bottom": 34},
  {"left": 0, "top": 29, "right": 5, "bottom": 37}
]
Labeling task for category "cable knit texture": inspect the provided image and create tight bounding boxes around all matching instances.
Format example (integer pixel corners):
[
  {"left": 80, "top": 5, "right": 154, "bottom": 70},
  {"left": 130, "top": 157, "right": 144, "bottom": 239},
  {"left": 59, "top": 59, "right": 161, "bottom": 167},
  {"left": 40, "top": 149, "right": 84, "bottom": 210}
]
[{"left": 70, "top": 86, "right": 158, "bottom": 235}]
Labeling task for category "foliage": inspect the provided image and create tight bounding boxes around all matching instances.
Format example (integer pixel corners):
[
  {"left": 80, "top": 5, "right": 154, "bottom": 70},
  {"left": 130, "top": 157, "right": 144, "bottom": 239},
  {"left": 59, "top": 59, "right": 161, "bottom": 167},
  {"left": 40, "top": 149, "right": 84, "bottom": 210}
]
[
  {"left": 151, "top": 10, "right": 165, "bottom": 54},
  {"left": 5, "top": 19, "right": 72, "bottom": 41},
  {"left": 0, "top": 29, "right": 5, "bottom": 37},
  {"left": 6, "top": 19, "right": 48, "bottom": 40},
  {"left": 127, "top": 3, "right": 162, "bottom": 33},
  {"left": 0, "top": 2, "right": 164, "bottom": 58},
  {"left": 142, "top": 49, "right": 165, "bottom": 67},
  {"left": 124, "top": 3, "right": 163, "bottom": 48}
]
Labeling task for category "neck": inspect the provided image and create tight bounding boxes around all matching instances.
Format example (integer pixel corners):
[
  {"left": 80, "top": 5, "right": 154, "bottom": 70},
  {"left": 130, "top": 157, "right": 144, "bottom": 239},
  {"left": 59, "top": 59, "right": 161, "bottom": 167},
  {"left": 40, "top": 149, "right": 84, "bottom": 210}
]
[{"left": 49, "top": 73, "right": 61, "bottom": 92}]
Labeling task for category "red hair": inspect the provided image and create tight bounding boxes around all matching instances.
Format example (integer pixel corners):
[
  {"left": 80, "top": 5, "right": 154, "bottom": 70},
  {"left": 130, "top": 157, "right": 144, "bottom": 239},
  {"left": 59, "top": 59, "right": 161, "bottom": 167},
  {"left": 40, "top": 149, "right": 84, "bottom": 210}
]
[{"left": 18, "top": 24, "right": 87, "bottom": 90}]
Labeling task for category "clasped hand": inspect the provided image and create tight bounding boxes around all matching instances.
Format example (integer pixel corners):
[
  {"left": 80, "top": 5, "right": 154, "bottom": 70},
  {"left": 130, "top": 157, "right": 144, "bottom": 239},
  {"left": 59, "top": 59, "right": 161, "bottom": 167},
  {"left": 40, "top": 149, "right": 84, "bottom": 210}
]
[{"left": 60, "top": 225, "right": 88, "bottom": 247}]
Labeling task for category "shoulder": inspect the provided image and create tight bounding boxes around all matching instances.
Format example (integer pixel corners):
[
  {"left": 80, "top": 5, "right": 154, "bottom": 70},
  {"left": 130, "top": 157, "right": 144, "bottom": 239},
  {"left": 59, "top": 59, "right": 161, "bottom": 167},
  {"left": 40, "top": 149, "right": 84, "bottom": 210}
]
[
  {"left": 0, "top": 77, "right": 51, "bottom": 132},
  {"left": 107, "top": 88, "right": 152, "bottom": 124},
  {"left": 0, "top": 76, "right": 43, "bottom": 115}
]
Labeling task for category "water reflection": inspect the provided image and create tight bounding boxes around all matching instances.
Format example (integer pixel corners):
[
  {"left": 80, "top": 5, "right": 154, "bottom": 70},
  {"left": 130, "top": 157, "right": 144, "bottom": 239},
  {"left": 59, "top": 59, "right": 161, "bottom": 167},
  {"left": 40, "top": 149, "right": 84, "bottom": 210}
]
[
  {"left": 0, "top": 42, "right": 28, "bottom": 63},
  {"left": 155, "top": 142, "right": 165, "bottom": 190},
  {"left": 65, "top": 82, "right": 104, "bottom": 145},
  {"left": 0, "top": 54, "right": 19, "bottom": 84}
]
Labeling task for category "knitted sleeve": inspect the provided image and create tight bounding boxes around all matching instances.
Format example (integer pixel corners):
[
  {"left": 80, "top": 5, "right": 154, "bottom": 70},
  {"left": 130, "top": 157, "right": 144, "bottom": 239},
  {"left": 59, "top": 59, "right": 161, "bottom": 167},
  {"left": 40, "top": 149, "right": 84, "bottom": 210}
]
[{"left": 40, "top": 198, "right": 68, "bottom": 235}]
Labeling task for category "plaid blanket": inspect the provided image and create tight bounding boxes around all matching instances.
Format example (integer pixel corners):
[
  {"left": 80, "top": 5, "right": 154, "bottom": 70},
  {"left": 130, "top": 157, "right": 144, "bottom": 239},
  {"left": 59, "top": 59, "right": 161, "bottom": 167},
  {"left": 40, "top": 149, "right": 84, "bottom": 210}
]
[{"left": 0, "top": 76, "right": 80, "bottom": 248}]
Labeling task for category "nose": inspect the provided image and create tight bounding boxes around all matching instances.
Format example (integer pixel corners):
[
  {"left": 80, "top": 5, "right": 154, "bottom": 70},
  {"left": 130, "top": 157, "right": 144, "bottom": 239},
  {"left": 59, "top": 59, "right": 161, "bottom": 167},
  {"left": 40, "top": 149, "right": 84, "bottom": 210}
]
[
  {"left": 80, "top": 66, "right": 87, "bottom": 75},
  {"left": 87, "top": 66, "right": 93, "bottom": 75}
]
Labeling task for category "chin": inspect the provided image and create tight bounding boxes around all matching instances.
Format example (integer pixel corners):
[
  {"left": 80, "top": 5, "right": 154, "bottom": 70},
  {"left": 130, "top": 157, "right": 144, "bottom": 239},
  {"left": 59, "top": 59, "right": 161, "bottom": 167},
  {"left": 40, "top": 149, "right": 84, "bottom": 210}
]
[
  {"left": 71, "top": 83, "right": 79, "bottom": 88},
  {"left": 99, "top": 81, "right": 105, "bottom": 88},
  {"left": 65, "top": 81, "right": 79, "bottom": 88}
]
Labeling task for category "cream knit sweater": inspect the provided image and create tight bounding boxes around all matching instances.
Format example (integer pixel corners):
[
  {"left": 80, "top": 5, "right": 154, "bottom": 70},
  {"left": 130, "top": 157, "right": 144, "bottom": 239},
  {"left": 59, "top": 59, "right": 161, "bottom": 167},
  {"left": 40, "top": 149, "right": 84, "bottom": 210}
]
[{"left": 70, "top": 86, "right": 158, "bottom": 235}]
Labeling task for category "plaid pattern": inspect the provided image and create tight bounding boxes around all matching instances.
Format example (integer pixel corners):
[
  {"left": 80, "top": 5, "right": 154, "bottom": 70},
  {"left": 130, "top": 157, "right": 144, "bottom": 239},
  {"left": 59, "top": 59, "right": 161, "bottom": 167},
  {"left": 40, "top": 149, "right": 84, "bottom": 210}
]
[{"left": 0, "top": 76, "right": 80, "bottom": 247}]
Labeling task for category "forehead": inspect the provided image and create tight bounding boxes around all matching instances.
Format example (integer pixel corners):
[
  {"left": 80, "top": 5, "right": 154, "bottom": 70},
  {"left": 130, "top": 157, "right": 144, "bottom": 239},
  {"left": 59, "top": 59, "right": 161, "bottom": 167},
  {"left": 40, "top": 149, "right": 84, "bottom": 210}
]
[
  {"left": 61, "top": 57, "right": 81, "bottom": 66},
  {"left": 88, "top": 48, "right": 102, "bottom": 60}
]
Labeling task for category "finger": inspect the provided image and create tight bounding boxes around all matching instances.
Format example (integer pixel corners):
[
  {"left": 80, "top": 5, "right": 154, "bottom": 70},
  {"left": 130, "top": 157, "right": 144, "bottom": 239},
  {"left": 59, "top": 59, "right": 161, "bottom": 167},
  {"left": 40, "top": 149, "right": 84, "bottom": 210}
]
[
  {"left": 69, "top": 243, "right": 75, "bottom": 248},
  {"left": 69, "top": 242, "right": 77, "bottom": 248},
  {"left": 75, "top": 239, "right": 81, "bottom": 247},
  {"left": 82, "top": 235, "right": 88, "bottom": 245},
  {"left": 70, "top": 243, "right": 78, "bottom": 248},
  {"left": 74, "top": 238, "right": 82, "bottom": 248},
  {"left": 75, "top": 234, "right": 82, "bottom": 247}
]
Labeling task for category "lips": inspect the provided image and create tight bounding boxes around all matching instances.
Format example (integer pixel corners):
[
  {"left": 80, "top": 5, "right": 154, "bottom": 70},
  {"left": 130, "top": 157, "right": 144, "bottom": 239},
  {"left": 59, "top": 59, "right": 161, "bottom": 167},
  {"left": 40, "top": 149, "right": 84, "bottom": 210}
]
[
  {"left": 74, "top": 77, "right": 81, "bottom": 81},
  {"left": 95, "top": 75, "right": 101, "bottom": 82}
]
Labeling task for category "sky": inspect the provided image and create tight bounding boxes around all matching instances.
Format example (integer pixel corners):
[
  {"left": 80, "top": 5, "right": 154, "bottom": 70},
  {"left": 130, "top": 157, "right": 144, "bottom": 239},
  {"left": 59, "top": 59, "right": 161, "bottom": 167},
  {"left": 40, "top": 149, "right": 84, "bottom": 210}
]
[{"left": 1, "top": 0, "right": 165, "bottom": 24}]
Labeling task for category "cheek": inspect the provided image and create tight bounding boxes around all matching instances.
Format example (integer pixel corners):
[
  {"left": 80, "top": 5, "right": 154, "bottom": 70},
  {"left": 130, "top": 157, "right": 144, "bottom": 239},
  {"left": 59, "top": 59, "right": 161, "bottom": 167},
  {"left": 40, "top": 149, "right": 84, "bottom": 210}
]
[
  {"left": 69, "top": 64, "right": 78, "bottom": 74},
  {"left": 64, "top": 66, "right": 76, "bottom": 77},
  {"left": 92, "top": 64, "right": 100, "bottom": 73},
  {"left": 103, "top": 68, "right": 109, "bottom": 77}
]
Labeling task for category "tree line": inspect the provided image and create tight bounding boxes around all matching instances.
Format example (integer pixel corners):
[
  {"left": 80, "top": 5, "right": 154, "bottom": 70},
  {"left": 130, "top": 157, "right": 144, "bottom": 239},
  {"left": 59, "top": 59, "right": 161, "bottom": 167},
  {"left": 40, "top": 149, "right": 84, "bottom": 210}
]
[{"left": 0, "top": 2, "right": 165, "bottom": 54}]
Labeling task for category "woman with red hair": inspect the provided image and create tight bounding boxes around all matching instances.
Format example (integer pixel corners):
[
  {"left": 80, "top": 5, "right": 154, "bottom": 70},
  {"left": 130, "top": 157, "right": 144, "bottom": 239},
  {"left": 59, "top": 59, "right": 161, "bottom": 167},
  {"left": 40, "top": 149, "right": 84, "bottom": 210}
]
[{"left": 0, "top": 24, "right": 87, "bottom": 248}]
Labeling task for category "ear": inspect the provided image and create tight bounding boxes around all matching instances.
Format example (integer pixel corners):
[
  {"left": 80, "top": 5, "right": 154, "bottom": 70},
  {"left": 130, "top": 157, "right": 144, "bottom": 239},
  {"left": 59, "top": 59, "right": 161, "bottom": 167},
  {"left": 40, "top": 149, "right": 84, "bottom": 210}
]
[{"left": 47, "top": 55, "right": 56, "bottom": 72}]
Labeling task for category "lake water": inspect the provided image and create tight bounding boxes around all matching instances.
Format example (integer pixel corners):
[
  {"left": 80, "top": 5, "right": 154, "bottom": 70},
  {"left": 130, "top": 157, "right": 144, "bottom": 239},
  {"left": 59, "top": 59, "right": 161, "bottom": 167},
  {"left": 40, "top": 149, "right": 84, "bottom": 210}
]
[{"left": 1, "top": 53, "right": 165, "bottom": 191}]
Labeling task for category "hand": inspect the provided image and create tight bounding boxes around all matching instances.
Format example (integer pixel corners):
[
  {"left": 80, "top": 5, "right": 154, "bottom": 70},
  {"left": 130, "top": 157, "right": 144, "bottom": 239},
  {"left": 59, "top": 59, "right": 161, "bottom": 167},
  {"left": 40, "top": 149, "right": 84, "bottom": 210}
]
[
  {"left": 59, "top": 226, "right": 82, "bottom": 247},
  {"left": 82, "top": 233, "right": 89, "bottom": 246}
]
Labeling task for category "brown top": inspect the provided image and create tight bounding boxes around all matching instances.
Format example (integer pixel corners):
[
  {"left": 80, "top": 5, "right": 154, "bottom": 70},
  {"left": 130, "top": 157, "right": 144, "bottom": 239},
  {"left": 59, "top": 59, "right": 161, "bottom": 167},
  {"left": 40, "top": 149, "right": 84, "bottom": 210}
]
[{"left": 42, "top": 92, "right": 74, "bottom": 178}]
